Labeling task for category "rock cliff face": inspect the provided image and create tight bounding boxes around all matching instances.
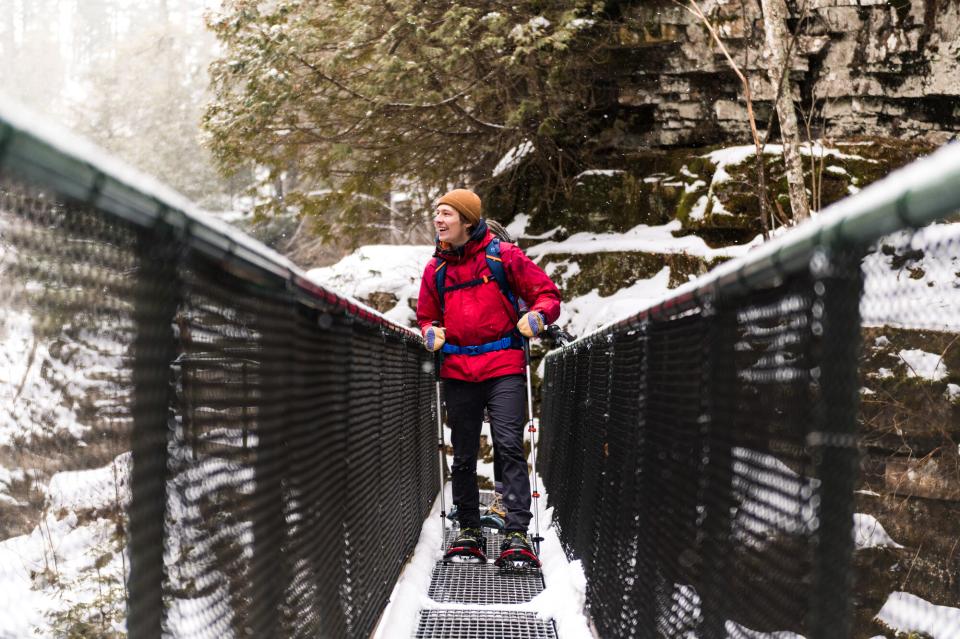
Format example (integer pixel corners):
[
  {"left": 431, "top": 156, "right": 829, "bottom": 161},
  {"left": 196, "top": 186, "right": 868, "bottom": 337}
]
[{"left": 611, "top": 0, "right": 960, "bottom": 149}]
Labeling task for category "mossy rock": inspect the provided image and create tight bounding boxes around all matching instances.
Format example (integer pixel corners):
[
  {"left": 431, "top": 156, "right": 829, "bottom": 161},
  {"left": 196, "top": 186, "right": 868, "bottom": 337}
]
[
  {"left": 537, "top": 251, "right": 726, "bottom": 298},
  {"left": 516, "top": 170, "right": 676, "bottom": 237},
  {"left": 854, "top": 323, "right": 960, "bottom": 634},
  {"left": 486, "top": 137, "right": 937, "bottom": 253},
  {"left": 850, "top": 546, "right": 903, "bottom": 638},
  {"left": 859, "top": 325, "right": 959, "bottom": 450},
  {"left": 851, "top": 489, "right": 960, "bottom": 613},
  {"left": 362, "top": 291, "right": 399, "bottom": 314},
  {"left": 677, "top": 137, "right": 938, "bottom": 240}
]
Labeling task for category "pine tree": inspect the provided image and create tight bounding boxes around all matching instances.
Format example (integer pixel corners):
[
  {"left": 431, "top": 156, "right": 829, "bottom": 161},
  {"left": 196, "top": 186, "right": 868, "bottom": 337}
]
[{"left": 204, "top": 0, "right": 617, "bottom": 245}]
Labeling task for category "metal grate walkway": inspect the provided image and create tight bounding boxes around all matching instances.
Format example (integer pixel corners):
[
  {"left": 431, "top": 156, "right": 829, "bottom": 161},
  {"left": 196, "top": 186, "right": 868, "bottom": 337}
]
[
  {"left": 415, "top": 610, "right": 557, "bottom": 639},
  {"left": 414, "top": 491, "right": 558, "bottom": 638}
]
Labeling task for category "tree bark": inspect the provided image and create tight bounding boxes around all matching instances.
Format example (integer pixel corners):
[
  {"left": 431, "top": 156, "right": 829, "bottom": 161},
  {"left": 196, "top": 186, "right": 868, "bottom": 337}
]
[{"left": 761, "top": 0, "right": 810, "bottom": 221}]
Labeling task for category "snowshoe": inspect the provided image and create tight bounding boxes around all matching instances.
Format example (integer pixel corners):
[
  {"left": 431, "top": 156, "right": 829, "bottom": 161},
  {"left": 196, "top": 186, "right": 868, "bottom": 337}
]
[
  {"left": 443, "top": 527, "right": 487, "bottom": 564},
  {"left": 495, "top": 531, "right": 541, "bottom": 569}
]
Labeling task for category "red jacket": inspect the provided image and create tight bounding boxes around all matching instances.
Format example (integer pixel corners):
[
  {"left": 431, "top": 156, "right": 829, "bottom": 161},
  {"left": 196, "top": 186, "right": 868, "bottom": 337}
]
[{"left": 417, "top": 223, "right": 561, "bottom": 382}]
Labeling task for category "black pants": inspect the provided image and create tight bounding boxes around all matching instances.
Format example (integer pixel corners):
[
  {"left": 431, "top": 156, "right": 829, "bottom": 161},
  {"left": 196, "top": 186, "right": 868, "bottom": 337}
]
[{"left": 444, "top": 374, "right": 531, "bottom": 532}]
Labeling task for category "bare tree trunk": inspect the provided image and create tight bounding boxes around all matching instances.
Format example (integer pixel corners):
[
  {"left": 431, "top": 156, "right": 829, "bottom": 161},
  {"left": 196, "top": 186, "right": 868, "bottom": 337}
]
[
  {"left": 760, "top": 0, "right": 810, "bottom": 221},
  {"left": 682, "top": 0, "right": 771, "bottom": 238}
]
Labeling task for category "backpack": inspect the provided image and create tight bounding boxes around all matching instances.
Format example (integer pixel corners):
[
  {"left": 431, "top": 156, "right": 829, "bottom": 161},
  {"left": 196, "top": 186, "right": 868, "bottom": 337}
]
[
  {"left": 433, "top": 238, "right": 528, "bottom": 356},
  {"left": 433, "top": 237, "right": 521, "bottom": 318}
]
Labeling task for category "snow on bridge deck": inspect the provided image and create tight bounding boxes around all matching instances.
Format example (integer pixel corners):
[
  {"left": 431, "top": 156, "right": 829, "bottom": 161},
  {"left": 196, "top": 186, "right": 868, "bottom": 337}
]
[
  {"left": 374, "top": 487, "right": 592, "bottom": 638},
  {"left": 414, "top": 526, "right": 556, "bottom": 638}
]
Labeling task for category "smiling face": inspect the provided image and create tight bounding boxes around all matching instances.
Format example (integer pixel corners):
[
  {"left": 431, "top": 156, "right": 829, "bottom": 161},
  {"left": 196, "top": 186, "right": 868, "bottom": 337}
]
[{"left": 434, "top": 204, "right": 471, "bottom": 246}]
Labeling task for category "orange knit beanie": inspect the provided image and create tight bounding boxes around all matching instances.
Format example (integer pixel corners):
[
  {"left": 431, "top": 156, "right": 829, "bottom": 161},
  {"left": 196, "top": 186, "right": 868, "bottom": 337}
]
[{"left": 437, "top": 189, "right": 482, "bottom": 225}]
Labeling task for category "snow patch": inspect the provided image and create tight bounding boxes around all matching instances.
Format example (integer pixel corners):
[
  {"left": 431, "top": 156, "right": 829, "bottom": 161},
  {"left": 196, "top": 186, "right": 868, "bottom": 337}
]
[
  {"left": 543, "top": 259, "right": 581, "bottom": 282},
  {"left": 688, "top": 195, "right": 710, "bottom": 220},
  {"left": 505, "top": 212, "right": 530, "bottom": 238},
  {"left": 732, "top": 447, "right": 820, "bottom": 545},
  {"left": 875, "top": 591, "right": 960, "bottom": 638},
  {"left": 898, "top": 348, "right": 948, "bottom": 381},
  {"left": 47, "top": 453, "right": 131, "bottom": 514},
  {"left": 862, "top": 223, "right": 960, "bottom": 331},
  {"left": 559, "top": 267, "right": 673, "bottom": 339},
  {"left": 0, "top": 511, "right": 127, "bottom": 638},
  {"left": 726, "top": 620, "right": 805, "bottom": 638},
  {"left": 704, "top": 145, "right": 758, "bottom": 184},
  {"left": 574, "top": 169, "right": 625, "bottom": 180},
  {"left": 0, "top": 309, "right": 94, "bottom": 447},
  {"left": 704, "top": 143, "right": 873, "bottom": 181},
  {"left": 526, "top": 220, "right": 760, "bottom": 261},
  {"left": 306, "top": 244, "right": 435, "bottom": 327},
  {"left": 568, "top": 18, "right": 596, "bottom": 29},
  {"left": 853, "top": 513, "right": 903, "bottom": 550},
  {"left": 945, "top": 383, "right": 960, "bottom": 402},
  {"left": 493, "top": 140, "right": 534, "bottom": 177}
]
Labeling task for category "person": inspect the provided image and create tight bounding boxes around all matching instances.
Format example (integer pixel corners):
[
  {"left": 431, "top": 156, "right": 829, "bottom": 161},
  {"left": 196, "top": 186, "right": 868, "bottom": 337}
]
[
  {"left": 416, "top": 188, "right": 561, "bottom": 564},
  {"left": 445, "top": 219, "right": 516, "bottom": 530}
]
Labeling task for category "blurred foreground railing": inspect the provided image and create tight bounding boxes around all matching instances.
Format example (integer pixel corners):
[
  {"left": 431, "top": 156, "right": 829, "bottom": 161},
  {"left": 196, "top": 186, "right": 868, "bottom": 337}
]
[
  {"left": 539, "top": 144, "right": 960, "bottom": 638},
  {"left": 0, "top": 98, "right": 437, "bottom": 638}
]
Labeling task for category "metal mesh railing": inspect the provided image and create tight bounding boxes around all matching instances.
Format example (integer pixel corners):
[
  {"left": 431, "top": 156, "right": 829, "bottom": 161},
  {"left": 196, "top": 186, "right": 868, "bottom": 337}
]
[
  {"left": 854, "top": 220, "right": 960, "bottom": 637},
  {"left": 539, "top": 147, "right": 960, "bottom": 637},
  {"left": 0, "top": 106, "right": 437, "bottom": 638}
]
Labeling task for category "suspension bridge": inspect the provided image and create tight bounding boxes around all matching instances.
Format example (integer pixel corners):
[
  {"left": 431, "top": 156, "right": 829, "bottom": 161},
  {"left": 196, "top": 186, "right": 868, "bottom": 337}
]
[{"left": 1, "top": 98, "right": 958, "bottom": 638}]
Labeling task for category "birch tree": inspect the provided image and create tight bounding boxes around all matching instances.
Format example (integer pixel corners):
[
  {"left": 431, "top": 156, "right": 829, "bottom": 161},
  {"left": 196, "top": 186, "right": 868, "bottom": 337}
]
[{"left": 760, "top": 0, "right": 810, "bottom": 220}]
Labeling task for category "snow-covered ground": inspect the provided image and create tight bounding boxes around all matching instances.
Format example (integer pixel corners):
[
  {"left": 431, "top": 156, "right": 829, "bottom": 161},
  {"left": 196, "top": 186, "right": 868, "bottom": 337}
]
[
  {"left": 861, "top": 222, "right": 960, "bottom": 332},
  {"left": 0, "top": 309, "right": 86, "bottom": 448},
  {"left": 0, "top": 454, "right": 130, "bottom": 638}
]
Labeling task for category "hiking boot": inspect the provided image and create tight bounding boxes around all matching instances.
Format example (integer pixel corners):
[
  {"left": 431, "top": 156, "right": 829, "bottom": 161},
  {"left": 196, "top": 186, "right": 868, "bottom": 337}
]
[
  {"left": 484, "top": 492, "right": 506, "bottom": 519},
  {"left": 480, "top": 492, "right": 506, "bottom": 530}
]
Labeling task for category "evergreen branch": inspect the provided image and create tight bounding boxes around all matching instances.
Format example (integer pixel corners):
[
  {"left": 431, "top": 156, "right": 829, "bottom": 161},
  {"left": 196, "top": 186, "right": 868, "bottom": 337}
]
[{"left": 292, "top": 51, "right": 500, "bottom": 113}]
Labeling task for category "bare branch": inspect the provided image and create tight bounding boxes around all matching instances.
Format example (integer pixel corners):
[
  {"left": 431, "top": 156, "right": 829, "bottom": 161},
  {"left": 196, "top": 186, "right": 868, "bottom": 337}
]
[{"left": 678, "top": 0, "right": 770, "bottom": 237}]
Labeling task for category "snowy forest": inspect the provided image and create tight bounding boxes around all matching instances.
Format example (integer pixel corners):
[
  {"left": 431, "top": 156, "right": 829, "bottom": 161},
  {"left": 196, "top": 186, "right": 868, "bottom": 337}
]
[{"left": 1, "top": 0, "right": 959, "bottom": 637}]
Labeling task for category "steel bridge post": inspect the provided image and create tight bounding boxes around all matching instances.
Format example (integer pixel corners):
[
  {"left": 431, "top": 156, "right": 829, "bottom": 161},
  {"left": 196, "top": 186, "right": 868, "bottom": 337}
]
[{"left": 127, "top": 223, "right": 180, "bottom": 639}]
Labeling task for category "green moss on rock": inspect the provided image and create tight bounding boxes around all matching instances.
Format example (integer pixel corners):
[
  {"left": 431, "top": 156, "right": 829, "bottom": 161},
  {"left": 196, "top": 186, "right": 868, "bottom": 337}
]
[
  {"left": 539, "top": 251, "right": 726, "bottom": 298},
  {"left": 486, "top": 137, "right": 937, "bottom": 253},
  {"left": 860, "top": 325, "right": 959, "bottom": 449}
]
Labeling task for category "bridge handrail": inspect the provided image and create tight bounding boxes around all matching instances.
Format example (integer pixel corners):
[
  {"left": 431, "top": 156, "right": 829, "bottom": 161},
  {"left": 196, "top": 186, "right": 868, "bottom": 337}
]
[{"left": 0, "top": 94, "right": 416, "bottom": 338}]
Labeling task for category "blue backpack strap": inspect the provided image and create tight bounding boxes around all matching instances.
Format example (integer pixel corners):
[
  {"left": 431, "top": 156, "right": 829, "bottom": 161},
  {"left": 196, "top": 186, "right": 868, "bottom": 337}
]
[
  {"left": 434, "top": 258, "right": 448, "bottom": 314},
  {"left": 485, "top": 238, "right": 520, "bottom": 317}
]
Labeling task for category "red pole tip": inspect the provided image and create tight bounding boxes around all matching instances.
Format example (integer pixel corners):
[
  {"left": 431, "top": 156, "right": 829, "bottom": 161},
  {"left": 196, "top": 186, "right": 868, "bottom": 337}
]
[{"left": 532, "top": 491, "right": 540, "bottom": 498}]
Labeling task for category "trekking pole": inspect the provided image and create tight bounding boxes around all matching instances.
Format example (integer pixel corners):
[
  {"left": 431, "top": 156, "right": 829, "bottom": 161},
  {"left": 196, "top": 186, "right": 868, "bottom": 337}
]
[
  {"left": 432, "top": 322, "right": 447, "bottom": 543},
  {"left": 523, "top": 337, "right": 543, "bottom": 554}
]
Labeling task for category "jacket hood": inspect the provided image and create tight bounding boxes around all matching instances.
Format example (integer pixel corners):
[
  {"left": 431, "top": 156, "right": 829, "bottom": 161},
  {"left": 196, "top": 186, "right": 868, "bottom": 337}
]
[{"left": 435, "top": 218, "right": 490, "bottom": 261}]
